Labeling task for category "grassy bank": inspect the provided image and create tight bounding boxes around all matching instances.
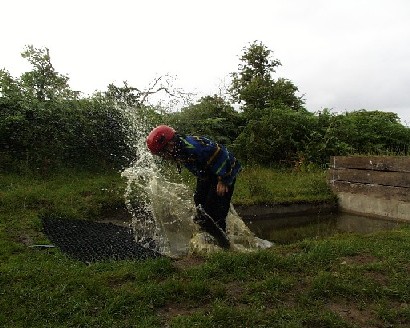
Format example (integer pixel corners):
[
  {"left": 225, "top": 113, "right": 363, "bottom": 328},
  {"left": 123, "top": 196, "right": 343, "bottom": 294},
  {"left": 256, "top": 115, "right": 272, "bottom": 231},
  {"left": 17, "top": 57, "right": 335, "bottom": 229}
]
[
  {"left": 234, "top": 166, "right": 335, "bottom": 205},
  {"left": 169, "top": 165, "right": 336, "bottom": 205},
  {"left": 1, "top": 169, "right": 409, "bottom": 327}
]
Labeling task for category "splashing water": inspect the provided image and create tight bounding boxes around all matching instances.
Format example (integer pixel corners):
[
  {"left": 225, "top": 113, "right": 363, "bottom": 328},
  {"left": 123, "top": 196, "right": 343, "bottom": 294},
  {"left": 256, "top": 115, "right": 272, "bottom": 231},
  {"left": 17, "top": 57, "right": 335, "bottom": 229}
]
[
  {"left": 120, "top": 108, "right": 273, "bottom": 258},
  {"left": 122, "top": 164, "right": 199, "bottom": 257}
]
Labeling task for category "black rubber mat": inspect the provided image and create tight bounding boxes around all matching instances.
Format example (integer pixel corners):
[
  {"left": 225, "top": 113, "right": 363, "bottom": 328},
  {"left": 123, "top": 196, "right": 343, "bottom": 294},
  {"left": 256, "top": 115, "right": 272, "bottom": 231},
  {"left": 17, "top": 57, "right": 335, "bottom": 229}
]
[{"left": 41, "top": 217, "right": 161, "bottom": 263}]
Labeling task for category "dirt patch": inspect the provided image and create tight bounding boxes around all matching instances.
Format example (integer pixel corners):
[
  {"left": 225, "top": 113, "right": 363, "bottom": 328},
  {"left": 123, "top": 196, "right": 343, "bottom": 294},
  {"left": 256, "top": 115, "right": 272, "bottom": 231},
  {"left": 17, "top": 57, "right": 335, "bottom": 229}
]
[
  {"left": 275, "top": 244, "right": 303, "bottom": 257},
  {"left": 224, "top": 281, "right": 246, "bottom": 301},
  {"left": 106, "top": 273, "right": 137, "bottom": 288},
  {"left": 340, "top": 254, "right": 379, "bottom": 265},
  {"left": 17, "top": 234, "right": 34, "bottom": 246},
  {"left": 172, "top": 255, "right": 206, "bottom": 270},
  {"left": 157, "top": 302, "right": 209, "bottom": 323},
  {"left": 327, "top": 302, "right": 381, "bottom": 328},
  {"left": 363, "top": 270, "right": 389, "bottom": 285},
  {"left": 339, "top": 254, "right": 389, "bottom": 284}
]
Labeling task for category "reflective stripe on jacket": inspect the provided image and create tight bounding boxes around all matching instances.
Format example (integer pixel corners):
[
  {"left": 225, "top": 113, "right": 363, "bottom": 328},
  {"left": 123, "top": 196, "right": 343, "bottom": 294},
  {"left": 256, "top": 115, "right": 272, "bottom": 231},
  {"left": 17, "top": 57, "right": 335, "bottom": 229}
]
[{"left": 175, "top": 135, "right": 241, "bottom": 186}]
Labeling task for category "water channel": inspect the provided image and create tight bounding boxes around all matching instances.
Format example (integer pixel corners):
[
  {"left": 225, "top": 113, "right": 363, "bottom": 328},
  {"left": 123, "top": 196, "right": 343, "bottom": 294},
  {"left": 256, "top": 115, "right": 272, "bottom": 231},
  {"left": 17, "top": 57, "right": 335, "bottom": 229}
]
[
  {"left": 118, "top": 110, "right": 408, "bottom": 255},
  {"left": 243, "top": 212, "right": 407, "bottom": 245}
]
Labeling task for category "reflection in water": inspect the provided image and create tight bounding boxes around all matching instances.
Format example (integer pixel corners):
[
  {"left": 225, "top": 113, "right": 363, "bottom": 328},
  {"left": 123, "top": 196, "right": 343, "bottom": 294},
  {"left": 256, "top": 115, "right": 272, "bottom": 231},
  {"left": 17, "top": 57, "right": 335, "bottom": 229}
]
[{"left": 244, "top": 213, "right": 406, "bottom": 244}]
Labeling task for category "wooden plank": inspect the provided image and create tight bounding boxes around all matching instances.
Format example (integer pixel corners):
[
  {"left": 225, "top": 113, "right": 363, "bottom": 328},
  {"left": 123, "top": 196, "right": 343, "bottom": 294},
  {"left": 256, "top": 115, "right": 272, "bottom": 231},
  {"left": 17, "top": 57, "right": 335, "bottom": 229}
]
[
  {"left": 329, "top": 180, "right": 410, "bottom": 202},
  {"left": 330, "top": 156, "right": 410, "bottom": 172},
  {"left": 328, "top": 168, "right": 410, "bottom": 188}
]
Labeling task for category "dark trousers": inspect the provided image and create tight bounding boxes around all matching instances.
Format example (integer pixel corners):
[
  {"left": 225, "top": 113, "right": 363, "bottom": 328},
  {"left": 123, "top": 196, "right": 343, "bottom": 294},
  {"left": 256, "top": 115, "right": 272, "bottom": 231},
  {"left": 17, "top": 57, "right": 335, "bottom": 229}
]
[{"left": 193, "top": 176, "right": 235, "bottom": 248}]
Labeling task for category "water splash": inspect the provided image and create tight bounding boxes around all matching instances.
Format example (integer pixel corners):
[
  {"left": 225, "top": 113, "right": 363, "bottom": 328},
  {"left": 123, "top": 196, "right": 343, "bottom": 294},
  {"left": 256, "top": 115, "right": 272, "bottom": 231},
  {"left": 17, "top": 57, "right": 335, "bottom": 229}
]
[
  {"left": 120, "top": 107, "right": 272, "bottom": 258},
  {"left": 122, "top": 165, "right": 198, "bottom": 257}
]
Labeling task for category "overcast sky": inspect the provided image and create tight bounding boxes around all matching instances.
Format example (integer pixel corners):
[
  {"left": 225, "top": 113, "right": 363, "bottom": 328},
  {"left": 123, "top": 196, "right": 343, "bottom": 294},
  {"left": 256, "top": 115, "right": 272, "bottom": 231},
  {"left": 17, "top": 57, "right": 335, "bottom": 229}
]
[{"left": 2, "top": 0, "right": 410, "bottom": 125}]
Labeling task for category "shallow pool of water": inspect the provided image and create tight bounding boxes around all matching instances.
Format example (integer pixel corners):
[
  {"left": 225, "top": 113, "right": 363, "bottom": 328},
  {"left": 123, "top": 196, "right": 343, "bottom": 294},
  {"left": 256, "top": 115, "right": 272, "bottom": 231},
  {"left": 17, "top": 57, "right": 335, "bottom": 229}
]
[{"left": 243, "top": 213, "right": 407, "bottom": 244}]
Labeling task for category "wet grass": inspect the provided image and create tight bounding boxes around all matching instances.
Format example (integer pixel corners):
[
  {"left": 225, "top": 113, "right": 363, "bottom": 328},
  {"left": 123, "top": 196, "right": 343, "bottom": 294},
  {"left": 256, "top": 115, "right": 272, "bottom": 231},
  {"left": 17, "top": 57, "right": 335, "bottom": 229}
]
[{"left": 1, "top": 169, "right": 409, "bottom": 327}]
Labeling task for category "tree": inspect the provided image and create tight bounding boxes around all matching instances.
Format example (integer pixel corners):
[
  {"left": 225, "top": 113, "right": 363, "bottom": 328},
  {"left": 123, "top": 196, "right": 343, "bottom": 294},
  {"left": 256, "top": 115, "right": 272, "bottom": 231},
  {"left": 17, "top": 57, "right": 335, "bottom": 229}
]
[
  {"left": 0, "top": 69, "right": 27, "bottom": 168},
  {"left": 0, "top": 46, "right": 135, "bottom": 171},
  {"left": 0, "top": 69, "right": 23, "bottom": 102},
  {"left": 167, "top": 95, "right": 243, "bottom": 145},
  {"left": 340, "top": 110, "right": 410, "bottom": 154},
  {"left": 20, "top": 45, "right": 79, "bottom": 101},
  {"left": 232, "top": 109, "right": 315, "bottom": 165},
  {"left": 105, "top": 74, "right": 194, "bottom": 112},
  {"left": 229, "top": 41, "right": 305, "bottom": 119}
]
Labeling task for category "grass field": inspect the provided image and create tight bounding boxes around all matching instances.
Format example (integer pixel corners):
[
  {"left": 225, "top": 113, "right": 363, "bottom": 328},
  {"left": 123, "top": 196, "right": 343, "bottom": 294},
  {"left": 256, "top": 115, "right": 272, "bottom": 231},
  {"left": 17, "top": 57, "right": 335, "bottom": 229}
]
[{"left": 1, "top": 169, "right": 409, "bottom": 327}]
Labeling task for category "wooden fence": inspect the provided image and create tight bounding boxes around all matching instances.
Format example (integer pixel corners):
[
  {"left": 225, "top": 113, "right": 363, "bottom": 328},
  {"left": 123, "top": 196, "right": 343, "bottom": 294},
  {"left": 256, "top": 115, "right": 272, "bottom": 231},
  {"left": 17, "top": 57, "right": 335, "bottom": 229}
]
[{"left": 328, "top": 156, "right": 410, "bottom": 221}]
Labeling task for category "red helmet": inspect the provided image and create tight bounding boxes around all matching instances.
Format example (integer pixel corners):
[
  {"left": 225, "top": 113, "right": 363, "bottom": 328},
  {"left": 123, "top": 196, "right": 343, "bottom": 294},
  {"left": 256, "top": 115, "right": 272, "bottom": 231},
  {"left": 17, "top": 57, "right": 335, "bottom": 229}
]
[{"left": 146, "top": 125, "right": 176, "bottom": 154}]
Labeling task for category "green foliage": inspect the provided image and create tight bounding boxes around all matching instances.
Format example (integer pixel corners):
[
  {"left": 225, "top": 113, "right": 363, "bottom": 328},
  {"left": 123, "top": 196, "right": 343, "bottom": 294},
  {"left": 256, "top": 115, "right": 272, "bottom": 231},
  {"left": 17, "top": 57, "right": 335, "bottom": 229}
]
[
  {"left": 232, "top": 108, "right": 316, "bottom": 165},
  {"left": 105, "top": 81, "right": 147, "bottom": 108},
  {"left": 229, "top": 40, "right": 305, "bottom": 119},
  {"left": 302, "top": 109, "right": 410, "bottom": 165},
  {"left": 166, "top": 95, "right": 244, "bottom": 145},
  {"left": 341, "top": 110, "right": 410, "bottom": 154},
  {"left": 301, "top": 109, "right": 353, "bottom": 165},
  {"left": 0, "top": 69, "right": 23, "bottom": 102},
  {"left": 0, "top": 95, "right": 131, "bottom": 171},
  {"left": 230, "top": 41, "right": 281, "bottom": 111},
  {"left": 20, "top": 45, "right": 79, "bottom": 101},
  {"left": 0, "top": 70, "right": 27, "bottom": 166},
  {"left": 0, "top": 46, "right": 134, "bottom": 172},
  {"left": 227, "top": 40, "right": 410, "bottom": 165},
  {"left": 232, "top": 107, "right": 410, "bottom": 167},
  {"left": 1, "top": 44, "right": 410, "bottom": 172}
]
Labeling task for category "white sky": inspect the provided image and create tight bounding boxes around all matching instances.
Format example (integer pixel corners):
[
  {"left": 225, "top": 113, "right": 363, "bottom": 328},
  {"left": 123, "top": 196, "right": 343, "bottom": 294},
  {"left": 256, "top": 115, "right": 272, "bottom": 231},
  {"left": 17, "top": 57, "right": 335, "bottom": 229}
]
[{"left": 2, "top": 0, "right": 410, "bottom": 125}]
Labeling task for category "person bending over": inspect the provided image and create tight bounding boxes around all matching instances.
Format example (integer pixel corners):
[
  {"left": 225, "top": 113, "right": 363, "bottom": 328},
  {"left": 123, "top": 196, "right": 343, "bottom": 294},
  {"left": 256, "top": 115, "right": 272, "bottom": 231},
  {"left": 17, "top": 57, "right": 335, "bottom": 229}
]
[{"left": 146, "top": 125, "right": 241, "bottom": 248}]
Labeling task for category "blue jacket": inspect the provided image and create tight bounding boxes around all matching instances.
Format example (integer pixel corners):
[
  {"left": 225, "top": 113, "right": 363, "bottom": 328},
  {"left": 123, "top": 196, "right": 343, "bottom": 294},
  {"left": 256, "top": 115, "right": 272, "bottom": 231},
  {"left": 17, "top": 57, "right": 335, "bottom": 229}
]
[{"left": 175, "top": 135, "right": 241, "bottom": 186}]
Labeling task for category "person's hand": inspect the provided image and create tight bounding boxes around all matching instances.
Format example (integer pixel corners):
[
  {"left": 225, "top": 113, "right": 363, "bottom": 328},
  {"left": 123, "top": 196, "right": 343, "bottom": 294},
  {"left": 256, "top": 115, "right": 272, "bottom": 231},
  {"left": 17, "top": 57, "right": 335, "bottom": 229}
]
[{"left": 216, "top": 181, "right": 229, "bottom": 196}]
